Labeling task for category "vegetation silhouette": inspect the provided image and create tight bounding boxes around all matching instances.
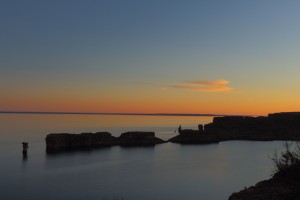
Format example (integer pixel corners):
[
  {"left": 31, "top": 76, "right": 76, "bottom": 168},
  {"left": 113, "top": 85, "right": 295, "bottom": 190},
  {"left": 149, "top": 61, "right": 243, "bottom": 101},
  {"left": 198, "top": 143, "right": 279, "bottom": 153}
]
[
  {"left": 271, "top": 142, "right": 300, "bottom": 179},
  {"left": 229, "top": 142, "right": 300, "bottom": 200}
]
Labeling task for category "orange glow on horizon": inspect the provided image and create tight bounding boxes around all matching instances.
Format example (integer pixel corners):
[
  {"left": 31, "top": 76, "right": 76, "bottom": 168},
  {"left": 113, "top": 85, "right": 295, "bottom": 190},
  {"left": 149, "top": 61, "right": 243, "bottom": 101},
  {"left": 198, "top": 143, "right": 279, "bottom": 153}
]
[
  {"left": 1, "top": 81, "right": 300, "bottom": 116},
  {"left": 2, "top": 95, "right": 298, "bottom": 117}
]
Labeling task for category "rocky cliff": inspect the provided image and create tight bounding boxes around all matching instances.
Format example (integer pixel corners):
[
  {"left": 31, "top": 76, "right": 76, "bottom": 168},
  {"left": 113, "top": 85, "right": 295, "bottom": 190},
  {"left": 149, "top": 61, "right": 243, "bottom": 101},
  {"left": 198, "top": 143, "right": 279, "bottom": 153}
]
[
  {"left": 169, "top": 112, "right": 300, "bottom": 144},
  {"left": 229, "top": 177, "right": 300, "bottom": 200},
  {"left": 229, "top": 147, "right": 300, "bottom": 200}
]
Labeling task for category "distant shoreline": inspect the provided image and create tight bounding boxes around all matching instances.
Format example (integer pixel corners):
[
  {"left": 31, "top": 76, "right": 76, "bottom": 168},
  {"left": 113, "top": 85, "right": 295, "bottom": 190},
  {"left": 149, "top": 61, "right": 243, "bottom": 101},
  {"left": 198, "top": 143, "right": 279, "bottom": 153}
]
[{"left": 0, "top": 111, "right": 246, "bottom": 117}]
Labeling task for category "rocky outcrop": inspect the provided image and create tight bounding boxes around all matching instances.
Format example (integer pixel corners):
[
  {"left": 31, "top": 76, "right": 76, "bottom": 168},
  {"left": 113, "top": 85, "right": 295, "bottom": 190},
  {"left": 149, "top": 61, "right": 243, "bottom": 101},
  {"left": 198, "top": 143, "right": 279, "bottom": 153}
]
[
  {"left": 229, "top": 167, "right": 300, "bottom": 200},
  {"left": 169, "top": 125, "right": 219, "bottom": 144},
  {"left": 169, "top": 112, "right": 300, "bottom": 144},
  {"left": 229, "top": 179, "right": 300, "bottom": 200},
  {"left": 46, "top": 112, "right": 300, "bottom": 150},
  {"left": 119, "top": 131, "right": 165, "bottom": 146},
  {"left": 46, "top": 132, "right": 118, "bottom": 152},
  {"left": 46, "top": 131, "right": 165, "bottom": 152}
]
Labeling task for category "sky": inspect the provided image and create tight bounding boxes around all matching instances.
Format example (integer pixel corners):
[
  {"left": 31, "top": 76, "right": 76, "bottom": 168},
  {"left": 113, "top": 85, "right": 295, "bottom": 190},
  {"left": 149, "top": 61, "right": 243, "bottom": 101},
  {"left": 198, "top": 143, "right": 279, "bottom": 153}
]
[{"left": 1, "top": 0, "right": 300, "bottom": 115}]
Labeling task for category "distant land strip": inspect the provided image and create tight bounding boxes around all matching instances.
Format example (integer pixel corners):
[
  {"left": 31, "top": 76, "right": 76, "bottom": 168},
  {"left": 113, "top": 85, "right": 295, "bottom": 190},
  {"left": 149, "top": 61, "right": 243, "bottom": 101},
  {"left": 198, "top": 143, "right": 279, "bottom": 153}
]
[{"left": 0, "top": 111, "right": 248, "bottom": 117}]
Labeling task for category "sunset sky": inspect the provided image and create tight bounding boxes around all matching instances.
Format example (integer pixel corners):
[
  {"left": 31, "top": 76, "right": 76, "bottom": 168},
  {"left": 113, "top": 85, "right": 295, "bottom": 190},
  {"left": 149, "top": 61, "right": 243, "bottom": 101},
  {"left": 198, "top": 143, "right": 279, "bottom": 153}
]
[{"left": 1, "top": 0, "right": 300, "bottom": 115}]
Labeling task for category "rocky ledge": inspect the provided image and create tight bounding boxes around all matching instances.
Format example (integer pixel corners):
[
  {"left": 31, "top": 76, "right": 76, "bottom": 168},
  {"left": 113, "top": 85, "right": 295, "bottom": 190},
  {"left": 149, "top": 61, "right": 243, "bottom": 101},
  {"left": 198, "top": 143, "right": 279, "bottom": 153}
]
[
  {"left": 169, "top": 112, "right": 300, "bottom": 144},
  {"left": 46, "top": 131, "right": 165, "bottom": 152},
  {"left": 229, "top": 166, "right": 300, "bottom": 200}
]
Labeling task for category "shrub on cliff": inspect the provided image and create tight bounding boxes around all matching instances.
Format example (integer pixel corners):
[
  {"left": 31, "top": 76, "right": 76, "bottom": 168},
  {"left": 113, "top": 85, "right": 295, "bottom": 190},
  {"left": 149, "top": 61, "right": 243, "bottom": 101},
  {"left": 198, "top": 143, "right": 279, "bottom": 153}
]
[{"left": 271, "top": 142, "right": 300, "bottom": 180}]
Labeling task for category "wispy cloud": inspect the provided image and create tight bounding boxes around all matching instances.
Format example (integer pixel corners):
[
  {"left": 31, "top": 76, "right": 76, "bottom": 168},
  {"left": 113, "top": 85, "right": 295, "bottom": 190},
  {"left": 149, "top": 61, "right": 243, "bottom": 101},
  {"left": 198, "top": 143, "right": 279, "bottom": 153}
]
[
  {"left": 186, "top": 79, "right": 229, "bottom": 87},
  {"left": 136, "top": 79, "right": 233, "bottom": 93},
  {"left": 178, "top": 79, "right": 232, "bottom": 93}
]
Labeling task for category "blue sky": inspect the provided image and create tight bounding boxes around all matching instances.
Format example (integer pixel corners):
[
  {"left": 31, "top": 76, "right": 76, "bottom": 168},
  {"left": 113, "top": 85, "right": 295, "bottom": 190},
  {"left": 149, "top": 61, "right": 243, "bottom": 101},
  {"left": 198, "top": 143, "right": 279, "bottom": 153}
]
[{"left": 1, "top": 0, "right": 300, "bottom": 114}]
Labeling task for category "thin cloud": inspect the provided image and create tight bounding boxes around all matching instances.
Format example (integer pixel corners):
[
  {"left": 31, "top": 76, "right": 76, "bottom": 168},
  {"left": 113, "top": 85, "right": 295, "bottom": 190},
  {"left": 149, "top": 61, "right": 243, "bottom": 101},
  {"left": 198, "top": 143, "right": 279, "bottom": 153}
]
[
  {"left": 171, "top": 79, "right": 232, "bottom": 93},
  {"left": 192, "top": 85, "right": 232, "bottom": 92},
  {"left": 186, "top": 79, "right": 229, "bottom": 87},
  {"left": 136, "top": 79, "right": 233, "bottom": 93}
]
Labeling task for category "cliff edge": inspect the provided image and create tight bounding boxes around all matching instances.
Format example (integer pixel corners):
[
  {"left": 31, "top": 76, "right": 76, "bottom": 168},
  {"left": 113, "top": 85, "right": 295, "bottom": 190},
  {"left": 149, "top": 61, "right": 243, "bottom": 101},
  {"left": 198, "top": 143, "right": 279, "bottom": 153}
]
[
  {"left": 229, "top": 142, "right": 300, "bottom": 200},
  {"left": 169, "top": 112, "right": 300, "bottom": 144}
]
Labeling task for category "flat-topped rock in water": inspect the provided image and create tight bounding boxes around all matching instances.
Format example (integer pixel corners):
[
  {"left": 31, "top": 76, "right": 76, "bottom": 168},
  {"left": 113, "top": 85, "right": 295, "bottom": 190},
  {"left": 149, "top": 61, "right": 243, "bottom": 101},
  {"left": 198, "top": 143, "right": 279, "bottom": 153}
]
[
  {"left": 119, "top": 131, "right": 165, "bottom": 146},
  {"left": 46, "top": 131, "right": 165, "bottom": 152},
  {"left": 169, "top": 112, "right": 300, "bottom": 144},
  {"left": 46, "top": 132, "right": 118, "bottom": 152},
  {"left": 46, "top": 112, "right": 300, "bottom": 150}
]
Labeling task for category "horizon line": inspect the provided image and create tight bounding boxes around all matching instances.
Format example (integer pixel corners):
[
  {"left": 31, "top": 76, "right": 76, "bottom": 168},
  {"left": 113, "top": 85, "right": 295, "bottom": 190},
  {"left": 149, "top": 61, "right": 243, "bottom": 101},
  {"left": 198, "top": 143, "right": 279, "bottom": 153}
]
[{"left": 0, "top": 110, "right": 256, "bottom": 117}]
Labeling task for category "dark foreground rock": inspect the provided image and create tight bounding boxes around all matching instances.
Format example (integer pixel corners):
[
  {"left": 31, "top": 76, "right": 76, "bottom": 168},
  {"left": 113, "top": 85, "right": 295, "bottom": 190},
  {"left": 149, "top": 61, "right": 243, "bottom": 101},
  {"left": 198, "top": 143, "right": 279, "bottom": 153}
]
[
  {"left": 169, "top": 112, "right": 300, "bottom": 144},
  {"left": 229, "top": 168, "right": 300, "bottom": 200},
  {"left": 229, "top": 179, "right": 300, "bottom": 200},
  {"left": 46, "top": 131, "right": 165, "bottom": 152}
]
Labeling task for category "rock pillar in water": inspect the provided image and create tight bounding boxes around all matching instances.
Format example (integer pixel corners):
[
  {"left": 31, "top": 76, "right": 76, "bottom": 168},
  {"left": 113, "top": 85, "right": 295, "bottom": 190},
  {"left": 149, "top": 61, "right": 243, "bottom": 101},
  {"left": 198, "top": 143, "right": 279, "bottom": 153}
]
[{"left": 22, "top": 142, "right": 28, "bottom": 157}]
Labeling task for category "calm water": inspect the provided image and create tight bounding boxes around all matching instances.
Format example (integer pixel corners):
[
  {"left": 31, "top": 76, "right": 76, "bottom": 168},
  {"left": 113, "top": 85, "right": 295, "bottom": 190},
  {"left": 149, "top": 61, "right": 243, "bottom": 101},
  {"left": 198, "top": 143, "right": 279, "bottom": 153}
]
[{"left": 0, "top": 114, "right": 286, "bottom": 200}]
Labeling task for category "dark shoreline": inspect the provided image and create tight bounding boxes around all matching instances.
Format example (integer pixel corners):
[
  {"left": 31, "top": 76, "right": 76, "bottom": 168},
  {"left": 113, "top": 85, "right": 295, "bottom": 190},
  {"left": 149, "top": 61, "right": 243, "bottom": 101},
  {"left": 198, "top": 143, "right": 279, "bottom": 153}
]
[
  {"left": 45, "top": 112, "right": 300, "bottom": 152},
  {"left": 229, "top": 142, "right": 300, "bottom": 200},
  {"left": 229, "top": 174, "right": 300, "bottom": 200},
  {"left": 169, "top": 112, "right": 300, "bottom": 144}
]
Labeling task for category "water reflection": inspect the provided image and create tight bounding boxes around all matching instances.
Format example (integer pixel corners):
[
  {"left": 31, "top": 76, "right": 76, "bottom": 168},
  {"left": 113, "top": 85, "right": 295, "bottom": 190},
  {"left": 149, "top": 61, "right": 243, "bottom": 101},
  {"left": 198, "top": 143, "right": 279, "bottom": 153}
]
[
  {"left": 22, "top": 153, "right": 28, "bottom": 161},
  {"left": 21, "top": 153, "right": 28, "bottom": 170},
  {"left": 45, "top": 145, "right": 157, "bottom": 155},
  {"left": 0, "top": 114, "right": 288, "bottom": 200}
]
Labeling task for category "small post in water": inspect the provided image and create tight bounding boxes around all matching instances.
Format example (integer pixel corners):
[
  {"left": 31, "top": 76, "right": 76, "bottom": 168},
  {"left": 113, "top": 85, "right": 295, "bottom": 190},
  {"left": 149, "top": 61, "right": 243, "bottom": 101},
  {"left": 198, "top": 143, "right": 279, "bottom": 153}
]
[{"left": 22, "top": 142, "right": 28, "bottom": 157}]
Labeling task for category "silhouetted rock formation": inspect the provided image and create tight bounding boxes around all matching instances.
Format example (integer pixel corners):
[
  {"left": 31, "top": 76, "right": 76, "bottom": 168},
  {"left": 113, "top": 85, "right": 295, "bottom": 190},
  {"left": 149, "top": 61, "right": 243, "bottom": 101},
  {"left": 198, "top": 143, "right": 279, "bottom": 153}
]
[
  {"left": 229, "top": 178, "right": 300, "bottom": 200},
  {"left": 22, "top": 142, "right": 28, "bottom": 158},
  {"left": 46, "top": 132, "right": 118, "bottom": 152},
  {"left": 119, "top": 131, "right": 165, "bottom": 146},
  {"left": 46, "top": 112, "right": 300, "bottom": 151},
  {"left": 178, "top": 125, "right": 182, "bottom": 134},
  {"left": 46, "top": 131, "right": 165, "bottom": 152},
  {"left": 228, "top": 164, "right": 300, "bottom": 200},
  {"left": 198, "top": 124, "right": 204, "bottom": 132},
  {"left": 169, "top": 112, "right": 300, "bottom": 144}
]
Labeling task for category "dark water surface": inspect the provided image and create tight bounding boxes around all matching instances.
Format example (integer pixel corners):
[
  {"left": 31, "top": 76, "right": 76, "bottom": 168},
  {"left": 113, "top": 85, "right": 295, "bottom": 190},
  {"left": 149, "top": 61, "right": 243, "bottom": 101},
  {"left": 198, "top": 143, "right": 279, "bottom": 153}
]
[{"left": 0, "top": 114, "right": 285, "bottom": 200}]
